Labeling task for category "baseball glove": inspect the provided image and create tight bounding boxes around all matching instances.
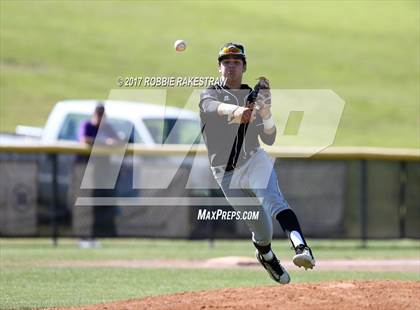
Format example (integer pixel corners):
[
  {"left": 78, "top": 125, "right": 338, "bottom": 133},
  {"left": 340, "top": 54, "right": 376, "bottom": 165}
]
[
  {"left": 246, "top": 76, "right": 270, "bottom": 111},
  {"left": 237, "top": 77, "right": 270, "bottom": 123}
]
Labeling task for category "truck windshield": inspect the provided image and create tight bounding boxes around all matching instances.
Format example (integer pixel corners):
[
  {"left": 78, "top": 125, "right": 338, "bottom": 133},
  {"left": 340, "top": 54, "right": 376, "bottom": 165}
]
[
  {"left": 143, "top": 118, "right": 202, "bottom": 145},
  {"left": 58, "top": 113, "right": 140, "bottom": 143}
]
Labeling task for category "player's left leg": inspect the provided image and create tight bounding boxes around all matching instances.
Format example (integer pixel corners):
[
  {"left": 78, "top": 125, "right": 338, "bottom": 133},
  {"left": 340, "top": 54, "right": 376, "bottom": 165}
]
[
  {"left": 276, "top": 209, "right": 315, "bottom": 269},
  {"left": 247, "top": 149, "right": 315, "bottom": 270}
]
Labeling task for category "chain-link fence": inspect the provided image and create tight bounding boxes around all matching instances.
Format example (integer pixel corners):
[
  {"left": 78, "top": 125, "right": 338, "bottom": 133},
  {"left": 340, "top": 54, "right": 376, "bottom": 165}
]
[{"left": 0, "top": 145, "right": 419, "bottom": 242}]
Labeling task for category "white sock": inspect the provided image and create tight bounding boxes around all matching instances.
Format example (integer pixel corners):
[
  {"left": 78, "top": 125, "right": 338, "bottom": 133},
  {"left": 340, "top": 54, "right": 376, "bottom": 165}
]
[
  {"left": 262, "top": 250, "right": 274, "bottom": 261},
  {"left": 290, "top": 231, "right": 305, "bottom": 248}
]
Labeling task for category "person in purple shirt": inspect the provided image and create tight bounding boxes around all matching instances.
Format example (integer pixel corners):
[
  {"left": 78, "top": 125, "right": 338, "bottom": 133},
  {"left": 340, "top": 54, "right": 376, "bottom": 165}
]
[
  {"left": 77, "top": 103, "right": 119, "bottom": 248},
  {"left": 78, "top": 104, "right": 119, "bottom": 147}
]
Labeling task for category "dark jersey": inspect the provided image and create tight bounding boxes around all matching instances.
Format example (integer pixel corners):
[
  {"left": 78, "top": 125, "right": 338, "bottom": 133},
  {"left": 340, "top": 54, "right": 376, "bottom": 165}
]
[{"left": 199, "top": 83, "right": 276, "bottom": 170}]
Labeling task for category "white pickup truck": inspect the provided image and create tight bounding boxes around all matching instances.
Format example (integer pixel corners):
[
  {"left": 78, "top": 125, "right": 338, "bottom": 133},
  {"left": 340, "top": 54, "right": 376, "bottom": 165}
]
[
  {"left": 41, "top": 100, "right": 202, "bottom": 144},
  {"left": 12, "top": 100, "right": 215, "bottom": 223}
]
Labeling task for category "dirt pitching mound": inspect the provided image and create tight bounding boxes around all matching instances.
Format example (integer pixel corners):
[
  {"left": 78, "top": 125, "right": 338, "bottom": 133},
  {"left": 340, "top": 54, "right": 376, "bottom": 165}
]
[{"left": 62, "top": 280, "right": 419, "bottom": 310}]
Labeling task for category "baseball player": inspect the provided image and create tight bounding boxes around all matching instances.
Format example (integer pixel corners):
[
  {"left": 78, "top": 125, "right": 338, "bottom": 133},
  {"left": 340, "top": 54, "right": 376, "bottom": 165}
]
[{"left": 199, "top": 43, "right": 315, "bottom": 284}]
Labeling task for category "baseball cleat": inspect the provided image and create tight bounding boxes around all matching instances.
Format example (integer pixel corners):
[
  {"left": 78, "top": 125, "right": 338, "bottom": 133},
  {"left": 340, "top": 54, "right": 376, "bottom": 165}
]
[
  {"left": 293, "top": 244, "right": 315, "bottom": 270},
  {"left": 256, "top": 250, "right": 291, "bottom": 284}
]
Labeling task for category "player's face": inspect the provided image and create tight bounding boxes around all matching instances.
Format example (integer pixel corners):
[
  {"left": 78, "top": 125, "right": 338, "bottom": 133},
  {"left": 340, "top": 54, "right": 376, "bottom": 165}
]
[{"left": 219, "top": 58, "right": 246, "bottom": 83}]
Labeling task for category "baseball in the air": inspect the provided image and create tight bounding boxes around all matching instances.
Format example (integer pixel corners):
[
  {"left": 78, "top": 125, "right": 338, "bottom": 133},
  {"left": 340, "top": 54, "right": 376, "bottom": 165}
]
[{"left": 174, "top": 39, "right": 187, "bottom": 52}]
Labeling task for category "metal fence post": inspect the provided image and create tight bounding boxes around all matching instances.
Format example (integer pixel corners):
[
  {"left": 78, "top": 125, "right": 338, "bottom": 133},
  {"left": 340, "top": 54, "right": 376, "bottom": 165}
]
[
  {"left": 398, "top": 161, "right": 407, "bottom": 238},
  {"left": 50, "top": 153, "right": 59, "bottom": 247},
  {"left": 360, "top": 159, "right": 368, "bottom": 248}
]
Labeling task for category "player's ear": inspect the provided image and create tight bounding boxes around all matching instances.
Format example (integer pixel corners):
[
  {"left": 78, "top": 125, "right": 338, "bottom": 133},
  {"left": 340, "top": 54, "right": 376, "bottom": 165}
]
[
  {"left": 218, "top": 62, "right": 222, "bottom": 73},
  {"left": 243, "top": 63, "right": 247, "bottom": 73}
]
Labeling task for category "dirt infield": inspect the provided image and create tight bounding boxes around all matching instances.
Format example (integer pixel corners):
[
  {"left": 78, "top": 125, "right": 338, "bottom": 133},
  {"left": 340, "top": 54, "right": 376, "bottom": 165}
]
[
  {"left": 49, "top": 257, "right": 420, "bottom": 272},
  {"left": 57, "top": 280, "right": 419, "bottom": 310}
]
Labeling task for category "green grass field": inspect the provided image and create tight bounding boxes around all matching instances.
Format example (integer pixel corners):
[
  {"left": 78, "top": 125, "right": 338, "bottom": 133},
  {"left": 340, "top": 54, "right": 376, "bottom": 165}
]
[
  {"left": 1, "top": 1, "right": 419, "bottom": 148},
  {"left": 1, "top": 238, "right": 419, "bottom": 308}
]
